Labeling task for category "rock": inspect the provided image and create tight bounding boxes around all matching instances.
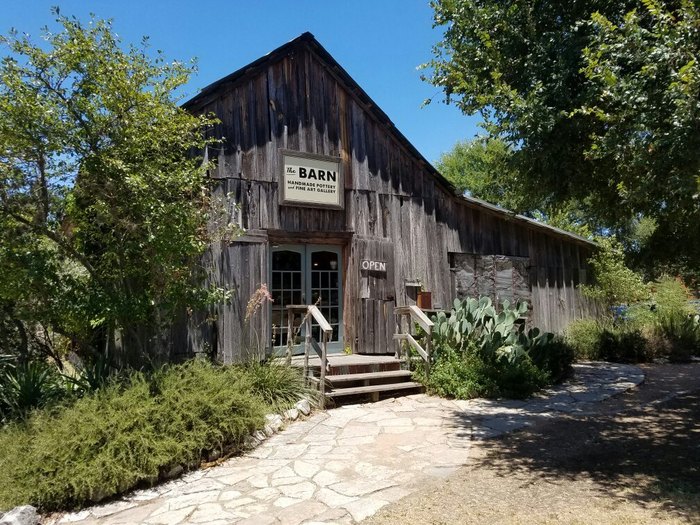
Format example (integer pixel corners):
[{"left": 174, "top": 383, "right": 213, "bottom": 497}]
[
  {"left": 265, "top": 414, "right": 283, "bottom": 432},
  {"left": 244, "top": 434, "right": 262, "bottom": 449},
  {"left": 295, "top": 399, "right": 311, "bottom": 416},
  {"left": 163, "top": 464, "right": 184, "bottom": 480},
  {"left": 0, "top": 505, "right": 40, "bottom": 525},
  {"left": 283, "top": 408, "right": 299, "bottom": 421},
  {"left": 207, "top": 449, "right": 222, "bottom": 462}
]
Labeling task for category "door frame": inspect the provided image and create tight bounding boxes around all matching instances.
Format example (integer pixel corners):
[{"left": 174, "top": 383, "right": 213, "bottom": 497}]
[{"left": 269, "top": 243, "right": 344, "bottom": 355}]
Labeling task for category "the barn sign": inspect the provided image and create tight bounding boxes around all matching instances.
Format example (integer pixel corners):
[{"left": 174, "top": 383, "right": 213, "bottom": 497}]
[{"left": 280, "top": 150, "right": 344, "bottom": 209}]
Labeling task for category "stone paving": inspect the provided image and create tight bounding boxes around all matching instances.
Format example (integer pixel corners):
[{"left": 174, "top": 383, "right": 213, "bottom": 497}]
[{"left": 52, "top": 362, "right": 643, "bottom": 525}]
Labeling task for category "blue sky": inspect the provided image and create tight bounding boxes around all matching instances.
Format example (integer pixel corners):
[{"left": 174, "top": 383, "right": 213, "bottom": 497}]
[{"left": 2, "top": 1, "right": 483, "bottom": 163}]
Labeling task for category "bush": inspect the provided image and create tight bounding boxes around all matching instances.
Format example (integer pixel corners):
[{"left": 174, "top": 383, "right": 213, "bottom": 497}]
[
  {"left": 419, "top": 296, "right": 573, "bottom": 400},
  {"left": 566, "top": 275, "right": 699, "bottom": 364},
  {"left": 565, "top": 318, "right": 604, "bottom": 360},
  {"left": 597, "top": 326, "right": 651, "bottom": 363},
  {"left": 656, "top": 311, "right": 699, "bottom": 363},
  {"left": 528, "top": 336, "right": 574, "bottom": 383},
  {"left": 0, "top": 359, "right": 66, "bottom": 423},
  {"left": 566, "top": 318, "right": 657, "bottom": 363},
  {"left": 0, "top": 358, "right": 311, "bottom": 511},
  {"left": 243, "top": 360, "right": 318, "bottom": 411},
  {"left": 417, "top": 349, "right": 549, "bottom": 400}
]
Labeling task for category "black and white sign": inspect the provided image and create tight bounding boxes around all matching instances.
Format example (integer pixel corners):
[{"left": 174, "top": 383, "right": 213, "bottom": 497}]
[
  {"left": 360, "top": 259, "right": 387, "bottom": 273},
  {"left": 280, "top": 150, "right": 344, "bottom": 209}
]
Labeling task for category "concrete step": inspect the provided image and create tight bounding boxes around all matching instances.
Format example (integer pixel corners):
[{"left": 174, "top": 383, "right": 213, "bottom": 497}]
[
  {"left": 325, "top": 370, "right": 413, "bottom": 384},
  {"left": 326, "top": 381, "right": 423, "bottom": 398}
]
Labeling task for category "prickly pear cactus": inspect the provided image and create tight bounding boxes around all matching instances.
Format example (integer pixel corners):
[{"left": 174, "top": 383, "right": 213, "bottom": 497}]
[{"left": 430, "top": 296, "right": 551, "bottom": 363}]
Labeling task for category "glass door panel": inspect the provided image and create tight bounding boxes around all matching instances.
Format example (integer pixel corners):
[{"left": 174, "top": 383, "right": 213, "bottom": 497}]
[
  {"left": 308, "top": 249, "right": 342, "bottom": 348},
  {"left": 270, "top": 245, "right": 343, "bottom": 354},
  {"left": 270, "top": 248, "right": 304, "bottom": 348}
]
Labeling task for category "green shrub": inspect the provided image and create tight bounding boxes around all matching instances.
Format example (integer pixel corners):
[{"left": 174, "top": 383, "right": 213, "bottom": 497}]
[
  {"left": 597, "top": 326, "right": 651, "bottom": 363},
  {"left": 242, "top": 360, "right": 317, "bottom": 411},
  {"left": 418, "top": 348, "right": 549, "bottom": 400},
  {"left": 653, "top": 276, "right": 692, "bottom": 319},
  {"left": 565, "top": 318, "right": 604, "bottom": 360},
  {"left": 0, "top": 358, "right": 310, "bottom": 511},
  {"left": 0, "top": 360, "right": 66, "bottom": 422},
  {"left": 417, "top": 349, "right": 497, "bottom": 399},
  {"left": 566, "top": 275, "right": 699, "bottom": 364},
  {"left": 419, "top": 296, "right": 572, "bottom": 400},
  {"left": 528, "top": 336, "right": 574, "bottom": 383},
  {"left": 580, "top": 236, "right": 649, "bottom": 310},
  {"left": 655, "top": 311, "right": 699, "bottom": 363}
]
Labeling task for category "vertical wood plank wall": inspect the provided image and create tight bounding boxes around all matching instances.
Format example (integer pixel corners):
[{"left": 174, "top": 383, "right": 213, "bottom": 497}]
[{"left": 186, "top": 44, "right": 597, "bottom": 362}]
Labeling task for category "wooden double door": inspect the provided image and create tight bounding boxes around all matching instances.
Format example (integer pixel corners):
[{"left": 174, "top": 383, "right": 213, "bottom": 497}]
[{"left": 270, "top": 244, "right": 343, "bottom": 353}]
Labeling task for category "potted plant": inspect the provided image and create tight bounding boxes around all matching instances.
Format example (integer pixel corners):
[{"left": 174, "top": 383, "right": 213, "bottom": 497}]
[{"left": 417, "top": 282, "right": 432, "bottom": 309}]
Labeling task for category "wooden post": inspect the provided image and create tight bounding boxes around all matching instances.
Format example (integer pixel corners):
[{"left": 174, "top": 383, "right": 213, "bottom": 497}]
[
  {"left": 286, "top": 308, "right": 294, "bottom": 366},
  {"left": 394, "top": 312, "right": 402, "bottom": 361},
  {"left": 303, "top": 316, "right": 311, "bottom": 385},
  {"left": 319, "top": 331, "right": 327, "bottom": 409},
  {"left": 425, "top": 325, "right": 432, "bottom": 379}
]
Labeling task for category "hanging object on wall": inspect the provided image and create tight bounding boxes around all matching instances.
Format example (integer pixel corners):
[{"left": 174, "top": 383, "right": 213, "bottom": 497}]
[{"left": 280, "top": 150, "right": 344, "bottom": 209}]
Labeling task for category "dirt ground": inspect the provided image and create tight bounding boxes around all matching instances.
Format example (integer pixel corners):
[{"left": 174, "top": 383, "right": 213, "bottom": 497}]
[{"left": 366, "top": 363, "right": 700, "bottom": 525}]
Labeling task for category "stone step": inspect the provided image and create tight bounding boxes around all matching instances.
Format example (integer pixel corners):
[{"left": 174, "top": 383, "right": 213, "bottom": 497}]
[
  {"left": 325, "top": 370, "right": 413, "bottom": 384},
  {"left": 326, "top": 381, "right": 423, "bottom": 398}
]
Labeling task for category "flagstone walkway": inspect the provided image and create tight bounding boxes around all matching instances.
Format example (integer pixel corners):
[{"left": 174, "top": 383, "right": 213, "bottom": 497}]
[{"left": 53, "top": 362, "right": 643, "bottom": 525}]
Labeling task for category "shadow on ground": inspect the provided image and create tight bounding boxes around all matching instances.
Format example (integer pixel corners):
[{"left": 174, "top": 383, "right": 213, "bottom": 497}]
[{"left": 474, "top": 389, "right": 700, "bottom": 520}]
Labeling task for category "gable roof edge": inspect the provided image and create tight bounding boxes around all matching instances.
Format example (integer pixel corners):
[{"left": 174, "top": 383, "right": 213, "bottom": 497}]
[{"left": 183, "top": 33, "right": 596, "bottom": 249}]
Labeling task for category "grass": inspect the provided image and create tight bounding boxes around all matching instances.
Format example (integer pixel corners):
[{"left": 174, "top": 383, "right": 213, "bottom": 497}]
[{"left": 0, "top": 358, "right": 313, "bottom": 512}]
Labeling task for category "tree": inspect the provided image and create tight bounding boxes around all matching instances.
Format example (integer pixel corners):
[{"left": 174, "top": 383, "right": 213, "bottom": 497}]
[
  {"left": 436, "top": 137, "right": 522, "bottom": 208},
  {"left": 436, "top": 137, "right": 595, "bottom": 238},
  {"left": 0, "top": 12, "right": 219, "bottom": 365},
  {"left": 424, "top": 0, "right": 700, "bottom": 278}
]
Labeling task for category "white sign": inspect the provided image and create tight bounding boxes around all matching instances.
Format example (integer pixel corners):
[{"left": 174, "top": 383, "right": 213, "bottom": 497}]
[
  {"left": 281, "top": 152, "right": 343, "bottom": 209},
  {"left": 361, "top": 260, "right": 387, "bottom": 273}
]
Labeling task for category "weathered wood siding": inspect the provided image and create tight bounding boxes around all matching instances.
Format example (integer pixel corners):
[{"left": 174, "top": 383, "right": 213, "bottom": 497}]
[{"left": 185, "top": 40, "right": 597, "bottom": 362}]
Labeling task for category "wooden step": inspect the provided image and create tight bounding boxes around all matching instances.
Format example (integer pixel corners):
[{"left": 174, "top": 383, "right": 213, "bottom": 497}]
[
  {"left": 326, "top": 381, "right": 423, "bottom": 398},
  {"left": 325, "top": 370, "right": 413, "bottom": 384},
  {"left": 327, "top": 360, "right": 402, "bottom": 376}
]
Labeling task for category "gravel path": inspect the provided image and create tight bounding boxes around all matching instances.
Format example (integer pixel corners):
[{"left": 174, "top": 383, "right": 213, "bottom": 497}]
[
  {"left": 49, "top": 362, "right": 643, "bottom": 525},
  {"left": 366, "top": 362, "right": 700, "bottom": 525}
]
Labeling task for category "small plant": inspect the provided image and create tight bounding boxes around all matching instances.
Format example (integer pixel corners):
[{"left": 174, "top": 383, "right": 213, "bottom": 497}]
[
  {"left": 566, "top": 275, "right": 699, "bottom": 364},
  {"left": 242, "top": 360, "right": 317, "bottom": 411},
  {"left": 63, "top": 351, "right": 116, "bottom": 396},
  {"left": 0, "top": 359, "right": 65, "bottom": 422},
  {"left": 656, "top": 312, "right": 699, "bottom": 363},
  {"left": 243, "top": 284, "right": 274, "bottom": 359},
  {"left": 421, "top": 296, "right": 573, "bottom": 399},
  {"left": 565, "top": 318, "right": 605, "bottom": 360},
  {"left": 580, "top": 236, "right": 649, "bottom": 311}
]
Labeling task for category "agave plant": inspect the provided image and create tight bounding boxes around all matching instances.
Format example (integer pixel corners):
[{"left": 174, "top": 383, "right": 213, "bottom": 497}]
[
  {"left": 63, "top": 351, "right": 116, "bottom": 396},
  {"left": 1, "top": 359, "right": 65, "bottom": 421}
]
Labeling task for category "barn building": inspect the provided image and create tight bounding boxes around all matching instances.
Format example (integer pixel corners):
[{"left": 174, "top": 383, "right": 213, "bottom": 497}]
[{"left": 180, "top": 33, "right": 597, "bottom": 368}]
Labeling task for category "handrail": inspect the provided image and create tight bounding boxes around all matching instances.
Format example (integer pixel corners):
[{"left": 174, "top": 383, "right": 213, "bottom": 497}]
[
  {"left": 285, "top": 304, "right": 330, "bottom": 408},
  {"left": 393, "top": 304, "right": 434, "bottom": 378},
  {"left": 308, "top": 305, "right": 333, "bottom": 335},
  {"left": 395, "top": 305, "right": 433, "bottom": 334}
]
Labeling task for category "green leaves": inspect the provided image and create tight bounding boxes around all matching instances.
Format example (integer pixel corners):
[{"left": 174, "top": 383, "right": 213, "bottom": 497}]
[
  {"left": 0, "top": 12, "right": 220, "bottom": 363},
  {"left": 426, "top": 0, "right": 700, "bottom": 278},
  {"left": 430, "top": 295, "right": 546, "bottom": 364},
  {"left": 581, "top": 236, "right": 650, "bottom": 309}
]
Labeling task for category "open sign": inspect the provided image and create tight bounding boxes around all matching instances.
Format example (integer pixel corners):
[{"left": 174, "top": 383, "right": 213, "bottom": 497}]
[{"left": 360, "top": 260, "right": 387, "bottom": 273}]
